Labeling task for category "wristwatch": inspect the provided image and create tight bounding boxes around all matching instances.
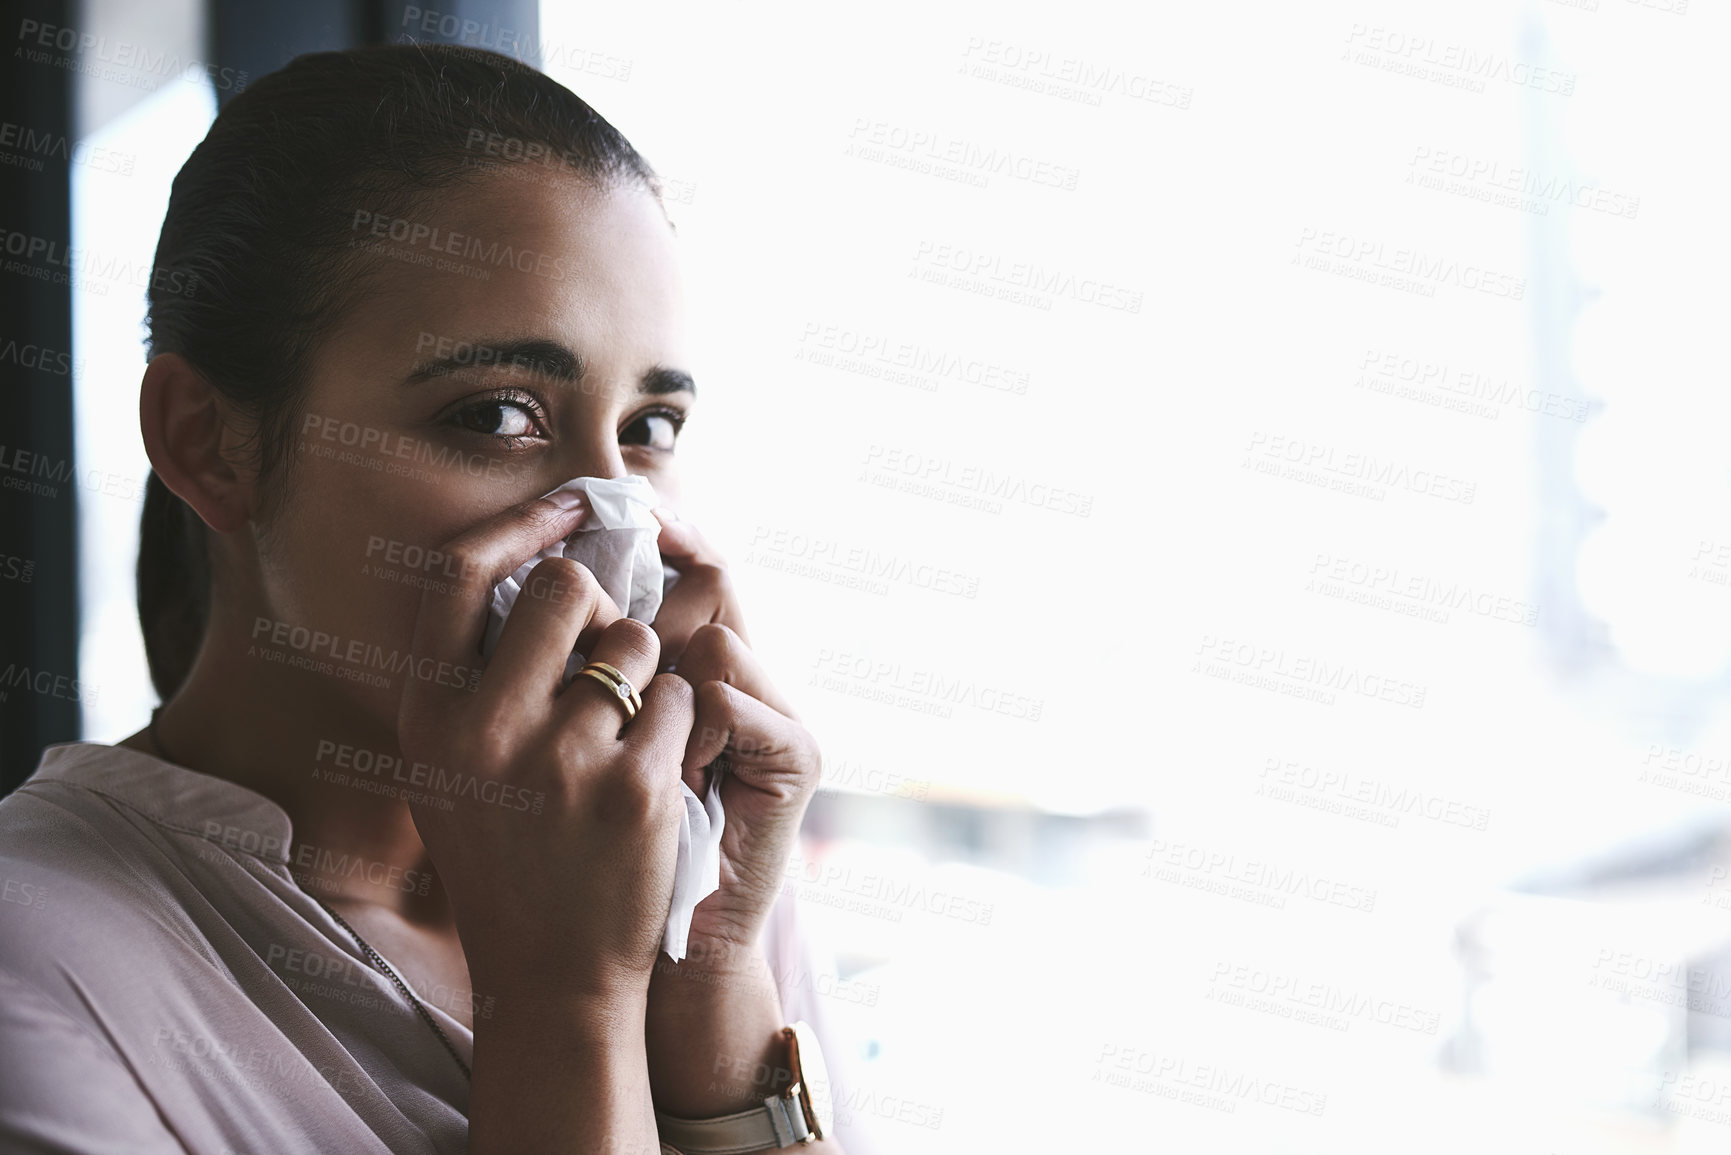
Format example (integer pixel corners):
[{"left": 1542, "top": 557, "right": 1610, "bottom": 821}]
[{"left": 655, "top": 1021, "right": 834, "bottom": 1152}]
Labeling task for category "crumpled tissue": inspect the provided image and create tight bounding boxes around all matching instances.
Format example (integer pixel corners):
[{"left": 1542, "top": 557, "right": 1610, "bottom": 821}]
[{"left": 478, "top": 474, "right": 723, "bottom": 961}]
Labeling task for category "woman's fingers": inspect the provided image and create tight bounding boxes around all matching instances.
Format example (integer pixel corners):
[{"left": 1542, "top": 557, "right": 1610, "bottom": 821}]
[
  {"left": 625, "top": 671, "right": 698, "bottom": 748},
  {"left": 673, "top": 624, "right": 802, "bottom": 795},
  {"left": 621, "top": 672, "right": 699, "bottom": 784},
  {"left": 555, "top": 616, "right": 665, "bottom": 748},
  {"left": 681, "top": 678, "right": 816, "bottom": 798},
  {"left": 652, "top": 508, "right": 727, "bottom": 568},
  {"left": 402, "top": 492, "right": 588, "bottom": 727},
  {"left": 651, "top": 514, "right": 750, "bottom": 664},
  {"left": 390, "top": 497, "right": 713, "bottom": 1010},
  {"left": 651, "top": 562, "right": 750, "bottom": 668},
  {"left": 675, "top": 675, "right": 821, "bottom": 953},
  {"left": 676, "top": 622, "right": 798, "bottom": 721},
  {"left": 479, "top": 557, "right": 622, "bottom": 730}
]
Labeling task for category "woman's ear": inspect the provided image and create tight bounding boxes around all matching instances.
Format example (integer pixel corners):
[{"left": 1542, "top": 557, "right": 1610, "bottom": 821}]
[{"left": 139, "top": 353, "right": 253, "bottom": 534}]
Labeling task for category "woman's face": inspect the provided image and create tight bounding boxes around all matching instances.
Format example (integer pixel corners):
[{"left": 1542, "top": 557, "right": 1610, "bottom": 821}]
[{"left": 248, "top": 172, "right": 690, "bottom": 734}]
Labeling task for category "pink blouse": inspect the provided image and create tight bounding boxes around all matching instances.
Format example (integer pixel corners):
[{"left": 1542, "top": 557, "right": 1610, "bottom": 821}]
[{"left": 0, "top": 741, "right": 853, "bottom": 1153}]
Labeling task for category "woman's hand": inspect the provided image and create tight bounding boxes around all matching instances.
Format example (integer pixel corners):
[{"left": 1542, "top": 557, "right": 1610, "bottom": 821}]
[
  {"left": 398, "top": 492, "right": 697, "bottom": 1000},
  {"left": 648, "top": 506, "right": 751, "bottom": 668},
  {"left": 644, "top": 511, "right": 829, "bottom": 1126},
  {"left": 650, "top": 510, "right": 822, "bottom": 953},
  {"left": 395, "top": 491, "right": 702, "bottom": 1155}
]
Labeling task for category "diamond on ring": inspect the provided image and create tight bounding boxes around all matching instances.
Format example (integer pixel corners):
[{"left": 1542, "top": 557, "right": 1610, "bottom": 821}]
[{"left": 577, "top": 662, "right": 641, "bottom": 722}]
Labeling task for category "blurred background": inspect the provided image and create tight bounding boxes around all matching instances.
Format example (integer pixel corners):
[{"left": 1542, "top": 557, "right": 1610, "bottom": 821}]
[{"left": 2, "top": 0, "right": 1727, "bottom": 1149}]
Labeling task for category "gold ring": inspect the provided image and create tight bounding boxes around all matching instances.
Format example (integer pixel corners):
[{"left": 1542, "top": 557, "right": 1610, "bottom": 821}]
[
  {"left": 577, "top": 662, "right": 641, "bottom": 720},
  {"left": 583, "top": 661, "right": 643, "bottom": 714}
]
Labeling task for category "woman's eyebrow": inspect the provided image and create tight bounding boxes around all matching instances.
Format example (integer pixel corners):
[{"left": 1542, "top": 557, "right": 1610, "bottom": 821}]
[
  {"left": 640, "top": 365, "right": 696, "bottom": 397},
  {"left": 403, "top": 337, "right": 579, "bottom": 385},
  {"left": 401, "top": 337, "right": 696, "bottom": 397}
]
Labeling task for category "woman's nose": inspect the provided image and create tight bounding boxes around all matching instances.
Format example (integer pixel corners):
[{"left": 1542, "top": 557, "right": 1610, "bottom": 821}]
[{"left": 549, "top": 435, "right": 626, "bottom": 486}]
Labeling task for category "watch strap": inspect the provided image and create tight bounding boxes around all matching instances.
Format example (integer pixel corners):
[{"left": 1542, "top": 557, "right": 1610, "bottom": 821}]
[{"left": 654, "top": 1092, "right": 812, "bottom": 1153}]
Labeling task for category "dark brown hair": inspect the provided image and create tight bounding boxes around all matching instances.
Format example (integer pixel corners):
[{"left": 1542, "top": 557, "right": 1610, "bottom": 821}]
[{"left": 139, "top": 42, "right": 663, "bottom": 699}]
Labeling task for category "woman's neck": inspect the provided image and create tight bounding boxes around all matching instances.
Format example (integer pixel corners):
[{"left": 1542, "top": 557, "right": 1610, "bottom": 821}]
[{"left": 129, "top": 610, "right": 453, "bottom": 928}]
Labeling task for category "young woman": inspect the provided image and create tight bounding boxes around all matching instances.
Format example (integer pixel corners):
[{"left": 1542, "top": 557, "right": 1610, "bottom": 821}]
[{"left": 0, "top": 44, "right": 851, "bottom": 1155}]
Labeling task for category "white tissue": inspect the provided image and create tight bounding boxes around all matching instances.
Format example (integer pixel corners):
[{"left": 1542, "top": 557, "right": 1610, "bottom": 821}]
[{"left": 478, "top": 475, "right": 724, "bottom": 962}]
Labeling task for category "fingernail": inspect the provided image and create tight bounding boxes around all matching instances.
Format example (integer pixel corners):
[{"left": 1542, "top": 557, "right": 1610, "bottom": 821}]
[
  {"left": 652, "top": 505, "right": 681, "bottom": 523},
  {"left": 541, "top": 485, "right": 587, "bottom": 511}
]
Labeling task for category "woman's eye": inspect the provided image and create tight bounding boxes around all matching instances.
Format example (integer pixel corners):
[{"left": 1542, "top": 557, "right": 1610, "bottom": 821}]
[
  {"left": 454, "top": 399, "right": 539, "bottom": 439},
  {"left": 621, "top": 411, "right": 682, "bottom": 451}
]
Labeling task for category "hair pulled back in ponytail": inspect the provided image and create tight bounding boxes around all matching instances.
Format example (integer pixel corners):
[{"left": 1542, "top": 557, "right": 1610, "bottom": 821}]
[{"left": 138, "top": 43, "right": 663, "bottom": 700}]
